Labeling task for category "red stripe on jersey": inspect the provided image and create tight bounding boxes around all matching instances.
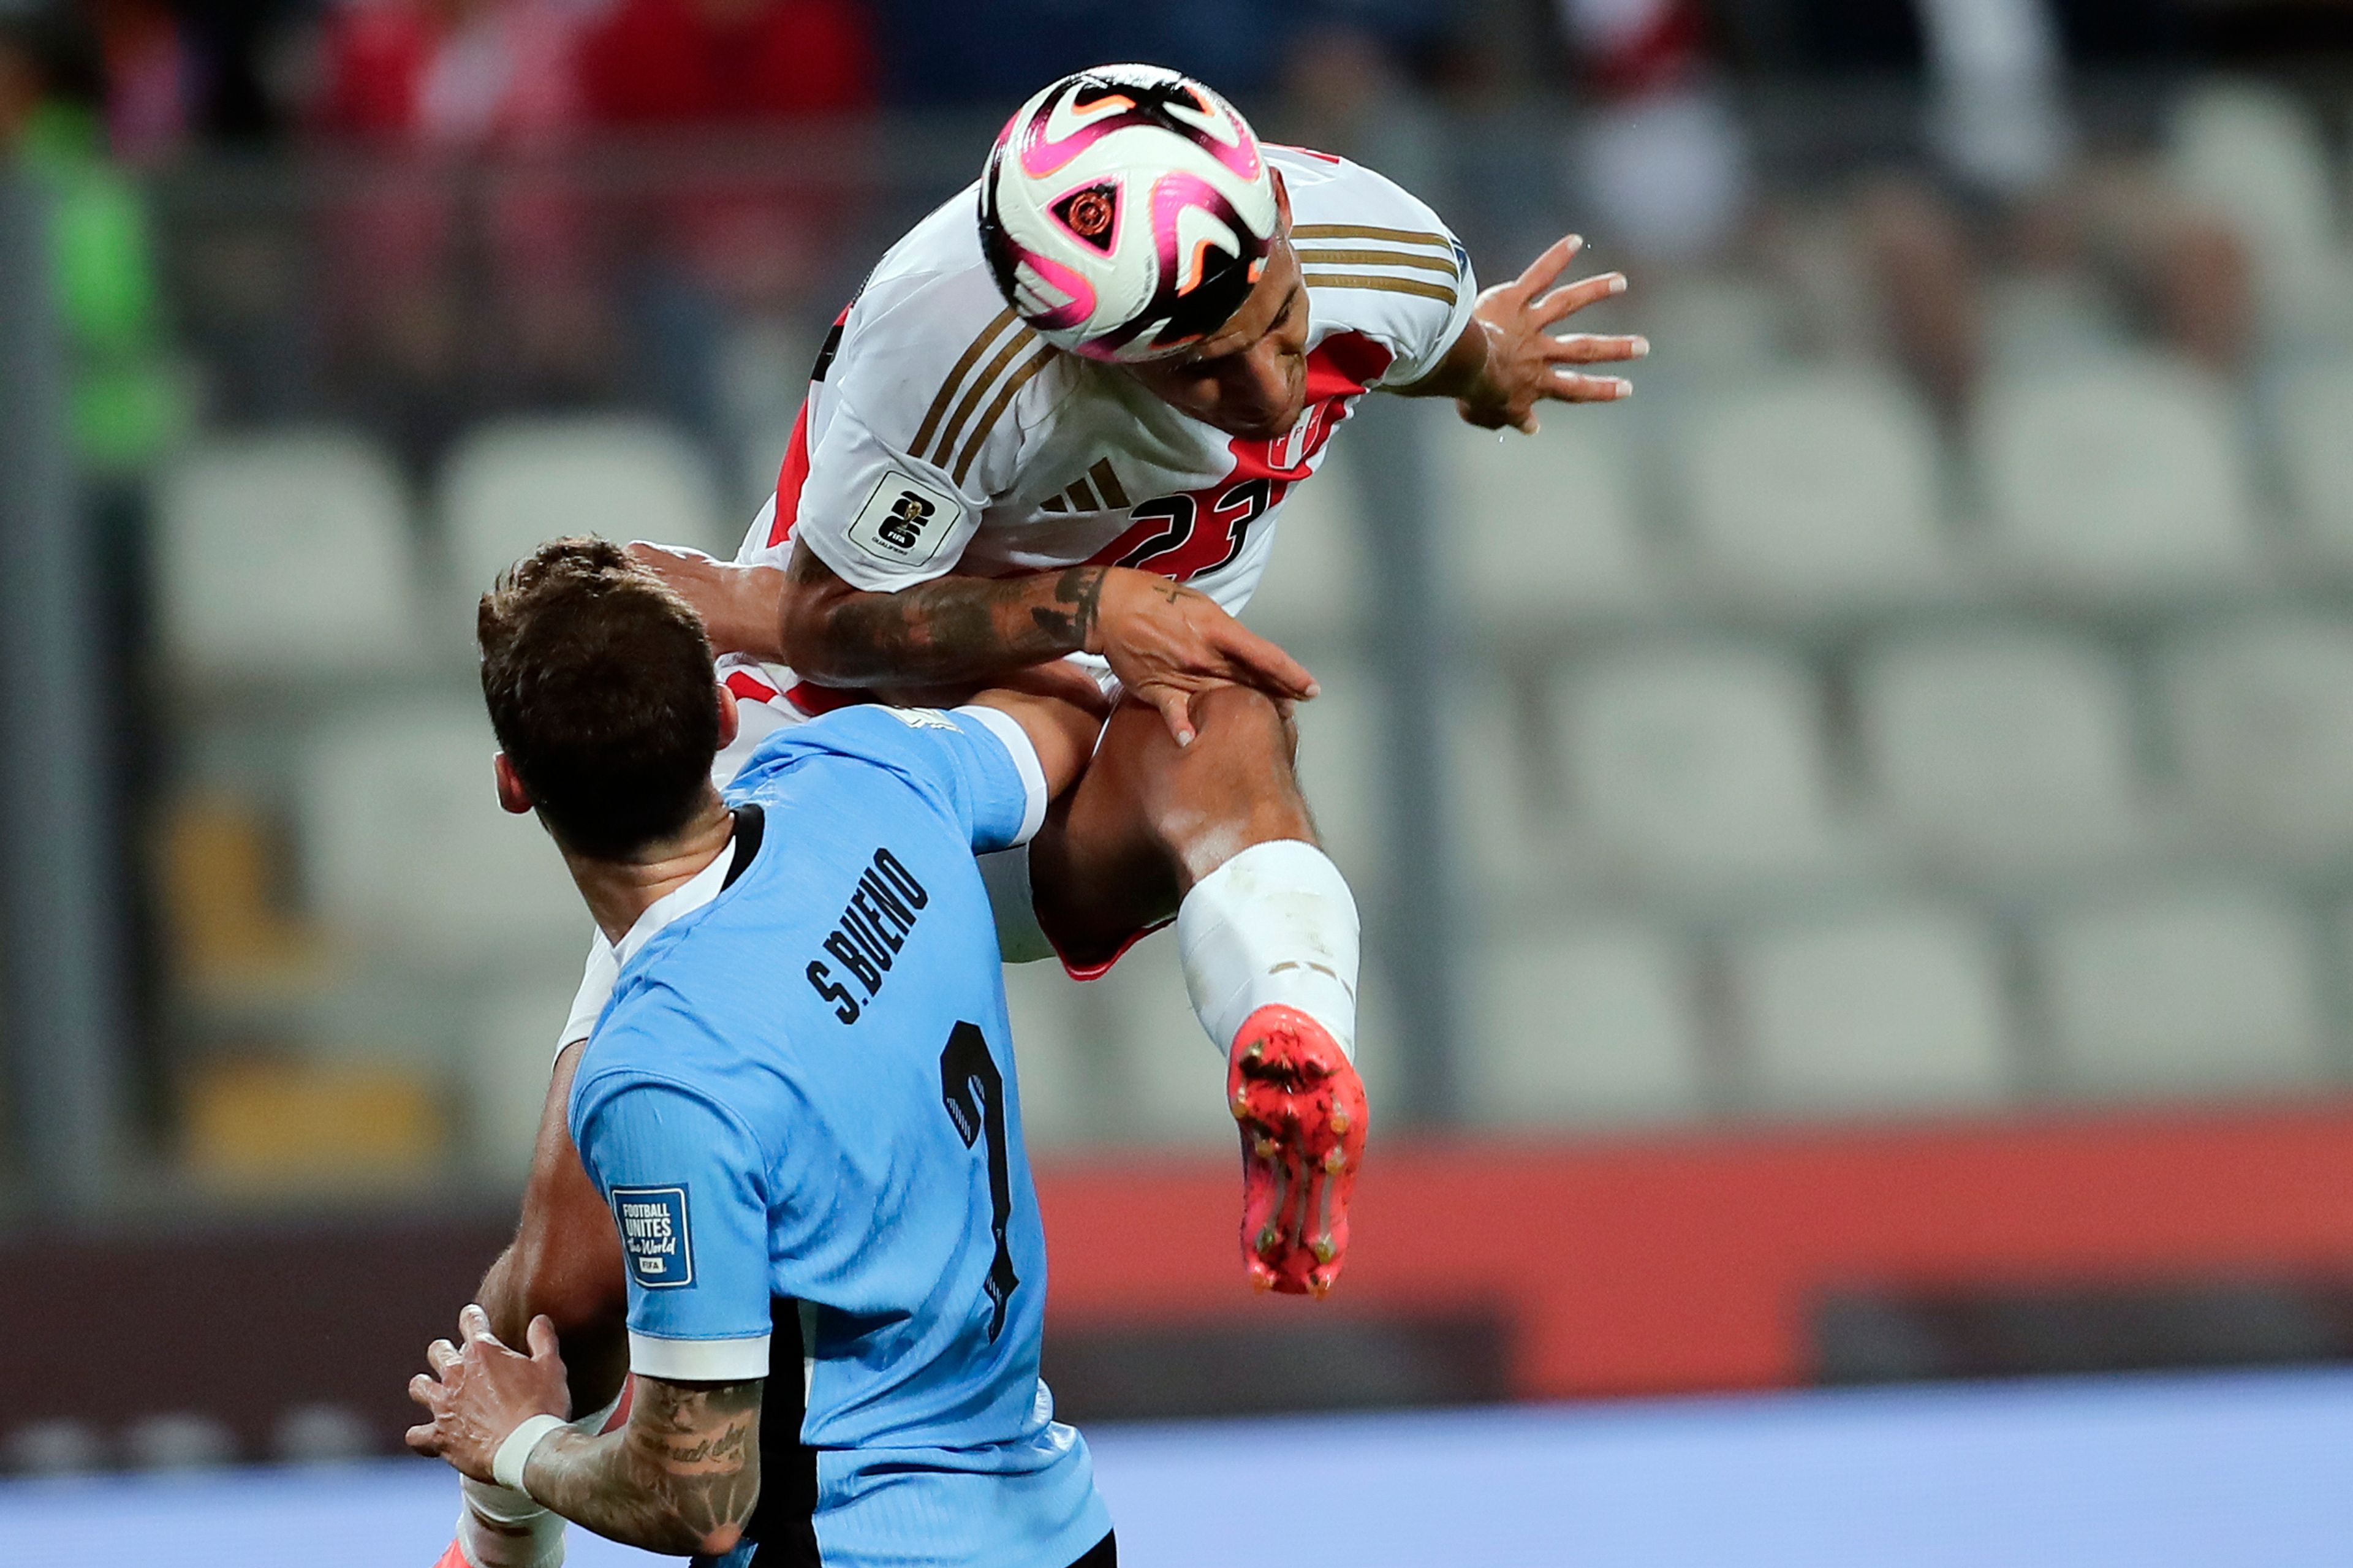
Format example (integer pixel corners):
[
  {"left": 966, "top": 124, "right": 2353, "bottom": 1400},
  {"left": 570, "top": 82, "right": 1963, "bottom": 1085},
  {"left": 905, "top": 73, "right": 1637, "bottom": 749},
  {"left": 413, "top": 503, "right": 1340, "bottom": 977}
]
[
  {"left": 786, "top": 679, "right": 875, "bottom": 715},
  {"left": 1086, "top": 330, "right": 1394, "bottom": 582},
  {"left": 724, "top": 669, "right": 779, "bottom": 704},
  {"left": 768, "top": 397, "right": 813, "bottom": 548}
]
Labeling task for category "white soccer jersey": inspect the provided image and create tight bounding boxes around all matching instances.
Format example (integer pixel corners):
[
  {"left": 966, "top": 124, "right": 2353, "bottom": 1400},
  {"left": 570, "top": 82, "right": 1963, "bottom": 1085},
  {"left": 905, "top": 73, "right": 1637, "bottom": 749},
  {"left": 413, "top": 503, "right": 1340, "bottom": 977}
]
[{"left": 724, "top": 145, "right": 1475, "bottom": 711}]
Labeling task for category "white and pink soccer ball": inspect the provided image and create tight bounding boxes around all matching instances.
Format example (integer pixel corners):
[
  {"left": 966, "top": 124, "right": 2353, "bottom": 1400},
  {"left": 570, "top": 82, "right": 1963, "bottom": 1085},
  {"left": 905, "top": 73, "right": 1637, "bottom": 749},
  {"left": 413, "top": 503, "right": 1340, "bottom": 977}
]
[{"left": 979, "top": 64, "right": 1280, "bottom": 363}]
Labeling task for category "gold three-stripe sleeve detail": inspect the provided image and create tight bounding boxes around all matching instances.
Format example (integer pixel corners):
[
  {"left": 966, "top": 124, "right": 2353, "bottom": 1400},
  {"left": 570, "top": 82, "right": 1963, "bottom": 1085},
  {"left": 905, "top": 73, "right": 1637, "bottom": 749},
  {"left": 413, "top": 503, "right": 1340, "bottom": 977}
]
[
  {"left": 952, "top": 343, "right": 1055, "bottom": 486},
  {"left": 1294, "top": 246, "right": 1458, "bottom": 276},
  {"left": 929, "top": 324, "right": 1036, "bottom": 468},
  {"left": 911, "top": 307, "right": 1019, "bottom": 463},
  {"left": 1301, "top": 273, "right": 1460, "bottom": 305},
  {"left": 1291, "top": 223, "right": 1452, "bottom": 248}
]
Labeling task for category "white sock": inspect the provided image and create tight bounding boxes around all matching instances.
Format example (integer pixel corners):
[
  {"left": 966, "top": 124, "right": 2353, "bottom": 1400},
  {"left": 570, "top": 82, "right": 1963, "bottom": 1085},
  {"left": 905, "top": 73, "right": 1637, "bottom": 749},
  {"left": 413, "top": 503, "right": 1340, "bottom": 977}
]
[
  {"left": 457, "top": 1475, "right": 565, "bottom": 1568},
  {"left": 1176, "top": 839, "right": 1358, "bottom": 1060}
]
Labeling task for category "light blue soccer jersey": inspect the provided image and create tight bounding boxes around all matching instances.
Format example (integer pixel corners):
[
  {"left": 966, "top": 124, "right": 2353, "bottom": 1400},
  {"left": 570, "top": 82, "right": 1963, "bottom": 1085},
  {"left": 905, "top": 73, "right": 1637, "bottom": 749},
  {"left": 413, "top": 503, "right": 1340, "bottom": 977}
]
[{"left": 567, "top": 704, "right": 1108, "bottom": 1568}]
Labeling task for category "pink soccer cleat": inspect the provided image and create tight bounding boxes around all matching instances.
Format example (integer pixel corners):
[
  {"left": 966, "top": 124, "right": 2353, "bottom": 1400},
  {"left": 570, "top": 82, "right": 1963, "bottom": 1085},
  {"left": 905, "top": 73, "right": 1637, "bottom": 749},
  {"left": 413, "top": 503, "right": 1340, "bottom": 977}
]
[
  {"left": 431, "top": 1542, "right": 471, "bottom": 1568},
  {"left": 1226, "top": 1004, "right": 1368, "bottom": 1297}
]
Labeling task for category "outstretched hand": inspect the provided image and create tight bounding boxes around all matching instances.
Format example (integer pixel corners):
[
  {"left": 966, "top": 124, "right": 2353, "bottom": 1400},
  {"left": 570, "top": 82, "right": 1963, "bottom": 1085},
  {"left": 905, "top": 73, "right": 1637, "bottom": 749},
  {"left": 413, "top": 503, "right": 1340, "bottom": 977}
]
[{"left": 1456, "top": 235, "right": 1646, "bottom": 434}]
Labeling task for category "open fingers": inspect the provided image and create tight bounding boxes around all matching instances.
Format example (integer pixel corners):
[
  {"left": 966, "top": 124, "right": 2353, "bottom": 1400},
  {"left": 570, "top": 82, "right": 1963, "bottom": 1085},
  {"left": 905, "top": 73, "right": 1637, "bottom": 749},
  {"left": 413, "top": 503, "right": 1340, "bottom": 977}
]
[
  {"left": 459, "top": 1303, "right": 495, "bottom": 1345},
  {"left": 1508, "top": 233, "right": 1585, "bottom": 303},
  {"left": 1532, "top": 270, "right": 1628, "bottom": 325},
  {"left": 404, "top": 1419, "right": 442, "bottom": 1454},
  {"left": 1547, "top": 367, "right": 1634, "bottom": 403},
  {"left": 526, "top": 1314, "right": 560, "bottom": 1362},
  {"left": 1145, "top": 683, "right": 1199, "bottom": 748},
  {"left": 426, "top": 1338, "right": 461, "bottom": 1376},
  {"left": 1544, "top": 332, "right": 1648, "bottom": 365}
]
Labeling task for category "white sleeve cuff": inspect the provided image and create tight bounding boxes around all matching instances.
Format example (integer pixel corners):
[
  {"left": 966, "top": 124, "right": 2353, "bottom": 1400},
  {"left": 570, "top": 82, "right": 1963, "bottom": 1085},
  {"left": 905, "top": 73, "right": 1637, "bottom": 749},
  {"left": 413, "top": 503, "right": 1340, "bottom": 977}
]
[
  {"left": 626, "top": 1330, "right": 771, "bottom": 1382},
  {"left": 957, "top": 705, "right": 1050, "bottom": 846},
  {"left": 556, "top": 936, "right": 620, "bottom": 1060}
]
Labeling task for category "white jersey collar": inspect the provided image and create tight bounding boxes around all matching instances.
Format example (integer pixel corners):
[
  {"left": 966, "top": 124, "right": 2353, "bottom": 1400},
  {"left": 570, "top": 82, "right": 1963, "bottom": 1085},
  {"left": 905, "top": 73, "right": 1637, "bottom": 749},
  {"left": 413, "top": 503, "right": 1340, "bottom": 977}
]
[{"left": 609, "top": 828, "right": 736, "bottom": 969}]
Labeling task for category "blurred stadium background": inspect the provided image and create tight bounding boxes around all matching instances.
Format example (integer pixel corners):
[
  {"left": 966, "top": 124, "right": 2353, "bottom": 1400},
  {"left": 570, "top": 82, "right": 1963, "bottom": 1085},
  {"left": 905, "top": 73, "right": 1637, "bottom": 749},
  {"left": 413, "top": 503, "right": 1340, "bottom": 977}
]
[{"left": 4, "top": 0, "right": 2353, "bottom": 1557}]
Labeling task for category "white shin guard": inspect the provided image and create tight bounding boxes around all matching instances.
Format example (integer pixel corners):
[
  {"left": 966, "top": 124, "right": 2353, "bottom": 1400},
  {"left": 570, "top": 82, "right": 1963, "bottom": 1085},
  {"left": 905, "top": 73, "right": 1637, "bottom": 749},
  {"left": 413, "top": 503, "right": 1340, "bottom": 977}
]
[{"left": 1176, "top": 839, "right": 1359, "bottom": 1060}]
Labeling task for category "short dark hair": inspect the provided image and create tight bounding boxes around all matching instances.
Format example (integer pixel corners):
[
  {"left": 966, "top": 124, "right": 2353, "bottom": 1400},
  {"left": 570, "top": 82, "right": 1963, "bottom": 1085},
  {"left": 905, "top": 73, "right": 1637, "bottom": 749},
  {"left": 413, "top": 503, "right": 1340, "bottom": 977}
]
[{"left": 478, "top": 537, "right": 719, "bottom": 859}]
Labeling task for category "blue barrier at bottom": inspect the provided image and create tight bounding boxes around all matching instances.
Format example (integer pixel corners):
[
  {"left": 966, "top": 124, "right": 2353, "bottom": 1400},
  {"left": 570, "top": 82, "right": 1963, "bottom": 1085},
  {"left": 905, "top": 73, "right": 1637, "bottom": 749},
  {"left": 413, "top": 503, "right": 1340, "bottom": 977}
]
[{"left": 4, "top": 1369, "right": 2348, "bottom": 1566}]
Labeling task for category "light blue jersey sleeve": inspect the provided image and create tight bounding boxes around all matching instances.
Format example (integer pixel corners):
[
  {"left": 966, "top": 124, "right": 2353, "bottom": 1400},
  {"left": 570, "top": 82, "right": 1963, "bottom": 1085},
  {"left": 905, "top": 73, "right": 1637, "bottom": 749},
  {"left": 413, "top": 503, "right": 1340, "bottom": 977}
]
[
  {"left": 570, "top": 1063, "right": 775, "bottom": 1382},
  {"left": 733, "top": 703, "right": 1048, "bottom": 855}
]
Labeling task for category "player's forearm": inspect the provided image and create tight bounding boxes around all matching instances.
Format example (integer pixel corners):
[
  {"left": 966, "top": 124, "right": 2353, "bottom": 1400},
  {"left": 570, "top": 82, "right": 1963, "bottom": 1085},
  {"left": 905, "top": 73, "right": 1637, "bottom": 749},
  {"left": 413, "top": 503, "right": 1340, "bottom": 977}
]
[
  {"left": 521, "top": 1383, "right": 762, "bottom": 1556},
  {"left": 783, "top": 562, "right": 1110, "bottom": 687},
  {"left": 477, "top": 1244, "right": 629, "bottom": 1412}
]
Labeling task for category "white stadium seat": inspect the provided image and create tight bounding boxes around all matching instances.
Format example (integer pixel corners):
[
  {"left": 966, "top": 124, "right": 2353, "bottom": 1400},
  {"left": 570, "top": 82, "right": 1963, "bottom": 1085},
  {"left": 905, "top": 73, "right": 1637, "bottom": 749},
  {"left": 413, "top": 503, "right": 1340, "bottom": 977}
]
[
  {"left": 1858, "top": 629, "right": 2142, "bottom": 869},
  {"left": 999, "top": 960, "right": 1101, "bottom": 1154},
  {"left": 1289, "top": 656, "right": 1385, "bottom": 893},
  {"left": 1677, "top": 367, "right": 1949, "bottom": 612},
  {"left": 1553, "top": 644, "right": 1836, "bottom": 888},
  {"left": 156, "top": 430, "right": 423, "bottom": 681},
  {"left": 1732, "top": 903, "right": 2012, "bottom": 1115},
  {"left": 1433, "top": 411, "right": 1653, "bottom": 629},
  {"left": 2161, "top": 616, "right": 2353, "bottom": 856},
  {"left": 2039, "top": 887, "right": 2328, "bottom": 1098},
  {"left": 439, "top": 415, "right": 729, "bottom": 597},
  {"left": 1976, "top": 354, "right": 2260, "bottom": 599},
  {"left": 1089, "top": 931, "right": 1237, "bottom": 1151},
  {"left": 300, "top": 699, "right": 587, "bottom": 965},
  {"left": 1466, "top": 922, "right": 1704, "bottom": 1128},
  {"left": 2274, "top": 362, "right": 2353, "bottom": 563},
  {"left": 1444, "top": 669, "right": 1552, "bottom": 899},
  {"left": 464, "top": 973, "right": 590, "bottom": 1176},
  {"left": 1241, "top": 445, "right": 1366, "bottom": 643},
  {"left": 2169, "top": 83, "right": 2342, "bottom": 337}
]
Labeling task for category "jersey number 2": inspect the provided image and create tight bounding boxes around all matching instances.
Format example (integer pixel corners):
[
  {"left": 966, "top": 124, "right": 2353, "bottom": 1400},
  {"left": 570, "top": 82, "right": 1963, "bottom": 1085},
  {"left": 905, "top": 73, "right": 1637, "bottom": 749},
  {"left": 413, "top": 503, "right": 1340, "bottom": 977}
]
[{"left": 939, "top": 1021, "right": 1020, "bottom": 1341}]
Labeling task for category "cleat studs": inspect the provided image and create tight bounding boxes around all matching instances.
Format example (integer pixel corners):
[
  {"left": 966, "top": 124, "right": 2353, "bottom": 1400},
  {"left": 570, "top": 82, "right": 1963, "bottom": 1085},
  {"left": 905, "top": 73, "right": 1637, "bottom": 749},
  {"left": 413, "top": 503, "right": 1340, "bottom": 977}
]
[
  {"left": 1243, "top": 1042, "right": 1264, "bottom": 1064},
  {"left": 1311, "top": 1235, "right": 1336, "bottom": 1265},
  {"left": 1329, "top": 1110, "right": 1351, "bottom": 1135},
  {"left": 1230, "top": 1093, "right": 1251, "bottom": 1120},
  {"left": 1254, "top": 1137, "right": 1279, "bottom": 1159},
  {"left": 1323, "top": 1147, "right": 1347, "bottom": 1174},
  {"left": 1256, "top": 1224, "right": 1282, "bottom": 1256}
]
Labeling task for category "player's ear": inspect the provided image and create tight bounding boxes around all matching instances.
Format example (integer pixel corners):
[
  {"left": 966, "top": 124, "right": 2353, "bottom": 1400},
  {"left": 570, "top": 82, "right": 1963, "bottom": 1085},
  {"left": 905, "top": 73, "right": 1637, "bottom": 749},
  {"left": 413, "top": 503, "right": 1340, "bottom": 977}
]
[
  {"left": 493, "top": 753, "right": 534, "bottom": 816},
  {"left": 714, "top": 681, "right": 740, "bottom": 751}
]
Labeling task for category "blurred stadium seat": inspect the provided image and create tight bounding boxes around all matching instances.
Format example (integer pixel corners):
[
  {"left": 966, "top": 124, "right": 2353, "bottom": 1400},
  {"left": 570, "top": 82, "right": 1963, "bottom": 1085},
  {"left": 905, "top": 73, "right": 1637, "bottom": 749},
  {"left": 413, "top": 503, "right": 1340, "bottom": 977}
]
[
  {"left": 1243, "top": 445, "right": 1366, "bottom": 643},
  {"left": 2272, "top": 360, "right": 2353, "bottom": 563},
  {"left": 1553, "top": 643, "right": 1840, "bottom": 890},
  {"left": 438, "top": 416, "right": 729, "bottom": 598},
  {"left": 1444, "top": 668, "right": 1552, "bottom": 900},
  {"left": 1434, "top": 412, "right": 1654, "bottom": 629},
  {"left": 1976, "top": 354, "right": 2261, "bottom": 600},
  {"left": 1732, "top": 903, "right": 2013, "bottom": 1115},
  {"left": 461, "top": 973, "right": 588, "bottom": 1178},
  {"left": 300, "top": 699, "right": 586, "bottom": 965},
  {"left": 1091, "top": 934, "right": 1237, "bottom": 1151},
  {"left": 2169, "top": 83, "right": 2344, "bottom": 340},
  {"left": 1858, "top": 627, "right": 2144, "bottom": 871},
  {"left": 1289, "top": 657, "right": 1385, "bottom": 892},
  {"left": 155, "top": 431, "right": 423, "bottom": 683},
  {"left": 1677, "top": 367, "right": 1950, "bottom": 613},
  {"left": 1001, "top": 959, "right": 1102, "bottom": 1153},
  {"left": 1468, "top": 920, "right": 1704, "bottom": 1127},
  {"left": 2037, "top": 886, "right": 2328, "bottom": 1098},
  {"left": 2160, "top": 615, "right": 2353, "bottom": 857}
]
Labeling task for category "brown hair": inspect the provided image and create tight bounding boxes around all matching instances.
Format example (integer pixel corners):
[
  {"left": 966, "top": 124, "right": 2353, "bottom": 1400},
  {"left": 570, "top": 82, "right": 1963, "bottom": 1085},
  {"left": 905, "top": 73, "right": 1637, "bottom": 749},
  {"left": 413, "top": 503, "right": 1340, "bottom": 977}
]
[{"left": 477, "top": 537, "right": 719, "bottom": 859}]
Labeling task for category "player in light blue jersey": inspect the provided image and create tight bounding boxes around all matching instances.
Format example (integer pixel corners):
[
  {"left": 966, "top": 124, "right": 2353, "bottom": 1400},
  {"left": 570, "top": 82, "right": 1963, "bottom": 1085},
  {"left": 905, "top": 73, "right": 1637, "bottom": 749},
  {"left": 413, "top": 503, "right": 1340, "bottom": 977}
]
[{"left": 407, "top": 537, "right": 1111, "bottom": 1568}]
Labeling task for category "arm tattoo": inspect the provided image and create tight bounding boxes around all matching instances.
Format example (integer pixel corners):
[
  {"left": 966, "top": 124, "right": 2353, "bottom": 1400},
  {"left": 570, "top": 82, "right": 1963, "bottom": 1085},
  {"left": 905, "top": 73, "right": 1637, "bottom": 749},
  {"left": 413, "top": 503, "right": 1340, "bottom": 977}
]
[
  {"left": 524, "top": 1376, "right": 764, "bottom": 1556},
  {"left": 788, "top": 556, "right": 1108, "bottom": 687}
]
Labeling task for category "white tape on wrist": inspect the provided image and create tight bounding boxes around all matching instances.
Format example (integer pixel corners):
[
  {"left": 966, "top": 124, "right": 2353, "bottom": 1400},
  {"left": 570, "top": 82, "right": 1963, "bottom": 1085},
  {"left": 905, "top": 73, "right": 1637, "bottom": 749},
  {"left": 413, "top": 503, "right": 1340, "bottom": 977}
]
[{"left": 491, "top": 1414, "right": 567, "bottom": 1495}]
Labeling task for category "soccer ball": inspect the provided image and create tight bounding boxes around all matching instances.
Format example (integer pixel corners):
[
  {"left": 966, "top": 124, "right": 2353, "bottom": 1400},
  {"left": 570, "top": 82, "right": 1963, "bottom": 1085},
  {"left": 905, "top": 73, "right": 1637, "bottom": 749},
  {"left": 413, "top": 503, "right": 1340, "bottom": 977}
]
[{"left": 978, "top": 64, "right": 1279, "bottom": 364}]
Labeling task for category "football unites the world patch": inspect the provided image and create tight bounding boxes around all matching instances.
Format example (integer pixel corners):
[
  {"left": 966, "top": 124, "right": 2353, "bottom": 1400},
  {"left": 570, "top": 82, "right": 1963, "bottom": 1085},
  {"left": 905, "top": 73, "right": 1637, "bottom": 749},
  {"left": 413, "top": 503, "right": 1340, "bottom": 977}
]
[{"left": 612, "top": 1185, "right": 694, "bottom": 1289}]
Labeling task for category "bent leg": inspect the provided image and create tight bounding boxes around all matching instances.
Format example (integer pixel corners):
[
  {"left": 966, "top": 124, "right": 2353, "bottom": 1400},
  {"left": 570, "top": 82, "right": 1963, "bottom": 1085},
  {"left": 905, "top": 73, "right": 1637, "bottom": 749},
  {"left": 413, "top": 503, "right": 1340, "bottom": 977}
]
[{"left": 1029, "top": 686, "right": 1367, "bottom": 1295}]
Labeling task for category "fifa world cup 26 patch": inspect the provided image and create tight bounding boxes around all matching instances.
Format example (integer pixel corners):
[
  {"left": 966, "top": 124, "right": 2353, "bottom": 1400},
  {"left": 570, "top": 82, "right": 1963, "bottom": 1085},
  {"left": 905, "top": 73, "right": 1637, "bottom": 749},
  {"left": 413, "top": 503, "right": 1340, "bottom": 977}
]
[
  {"left": 846, "top": 469, "right": 961, "bottom": 569},
  {"left": 612, "top": 1186, "right": 694, "bottom": 1289}
]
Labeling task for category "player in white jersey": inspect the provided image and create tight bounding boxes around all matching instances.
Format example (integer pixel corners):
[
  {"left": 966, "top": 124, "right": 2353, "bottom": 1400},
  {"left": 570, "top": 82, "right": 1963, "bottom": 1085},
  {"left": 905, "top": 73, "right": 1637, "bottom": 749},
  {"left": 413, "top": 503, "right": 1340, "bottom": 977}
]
[
  {"left": 434, "top": 62, "right": 1643, "bottom": 1568},
  {"left": 643, "top": 62, "right": 1643, "bottom": 1293}
]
